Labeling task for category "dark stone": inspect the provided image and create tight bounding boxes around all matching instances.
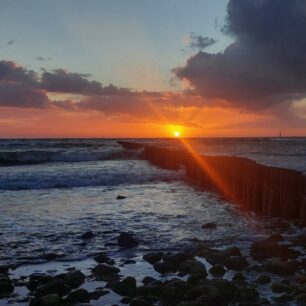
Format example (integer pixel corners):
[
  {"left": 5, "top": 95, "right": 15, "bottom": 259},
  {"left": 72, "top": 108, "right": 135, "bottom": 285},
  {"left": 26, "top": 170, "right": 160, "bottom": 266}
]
[
  {"left": 238, "top": 287, "right": 259, "bottom": 301},
  {"left": 255, "top": 274, "right": 270, "bottom": 285},
  {"left": 117, "top": 232, "right": 139, "bottom": 248},
  {"left": 28, "top": 274, "right": 53, "bottom": 291},
  {"left": 232, "top": 272, "right": 245, "bottom": 281},
  {"left": 163, "top": 252, "right": 191, "bottom": 267},
  {"left": 130, "top": 297, "right": 152, "bottom": 306},
  {"left": 224, "top": 256, "right": 249, "bottom": 271},
  {"left": 201, "top": 222, "right": 217, "bottom": 229},
  {"left": 117, "top": 195, "right": 126, "bottom": 200},
  {"left": 142, "top": 276, "right": 156, "bottom": 285},
  {"left": 137, "top": 283, "right": 163, "bottom": 297},
  {"left": 250, "top": 237, "right": 298, "bottom": 261},
  {"left": 92, "top": 263, "right": 120, "bottom": 280},
  {"left": 209, "top": 265, "right": 226, "bottom": 277},
  {"left": 263, "top": 261, "right": 297, "bottom": 276},
  {"left": 113, "top": 277, "right": 137, "bottom": 297},
  {"left": 30, "top": 293, "right": 61, "bottom": 306},
  {"left": 153, "top": 261, "right": 175, "bottom": 274},
  {"left": 209, "top": 279, "right": 238, "bottom": 301},
  {"left": 0, "top": 281, "right": 14, "bottom": 295},
  {"left": 80, "top": 231, "right": 95, "bottom": 239},
  {"left": 35, "top": 279, "right": 68, "bottom": 297},
  {"left": 178, "top": 260, "right": 207, "bottom": 276},
  {"left": 94, "top": 253, "right": 110, "bottom": 263},
  {"left": 271, "top": 282, "right": 292, "bottom": 293},
  {"left": 64, "top": 270, "right": 85, "bottom": 288},
  {"left": 0, "top": 265, "right": 9, "bottom": 274},
  {"left": 143, "top": 252, "right": 163, "bottom": 264},
  {"left": 66, "top": 288, "right": 90, "bottom": 303}
]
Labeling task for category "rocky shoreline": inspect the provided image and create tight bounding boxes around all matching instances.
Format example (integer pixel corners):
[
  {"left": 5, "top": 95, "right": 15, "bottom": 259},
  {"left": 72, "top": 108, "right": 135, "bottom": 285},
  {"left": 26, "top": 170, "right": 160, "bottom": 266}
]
[{"left": 1, "top": 228, "right": 306, "bottom": 305}]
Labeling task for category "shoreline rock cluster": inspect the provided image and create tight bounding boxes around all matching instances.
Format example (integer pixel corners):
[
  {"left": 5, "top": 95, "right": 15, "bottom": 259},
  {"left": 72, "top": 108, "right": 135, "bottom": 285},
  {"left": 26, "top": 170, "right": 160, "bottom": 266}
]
[{"left": 1, "top": 231, "right": 306, "bottom": 305}]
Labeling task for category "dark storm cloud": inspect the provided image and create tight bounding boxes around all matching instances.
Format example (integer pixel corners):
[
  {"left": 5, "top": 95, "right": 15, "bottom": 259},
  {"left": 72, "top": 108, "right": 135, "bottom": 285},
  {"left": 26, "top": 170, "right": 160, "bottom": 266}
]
[
  {"left": 189, "top": 33, "right": 216, "bottom": 50},
  {"left": 40, "top": 69, "right": 133, "bottom": 96},
  {"left": 174, "top": 0, "right": 306, "bottom": 110},
  {"left": 0, "top": 83, "right": 50, "bottom": 108},
  {"left": 0, "top": 60, "right": 37, "bottom": 84}
]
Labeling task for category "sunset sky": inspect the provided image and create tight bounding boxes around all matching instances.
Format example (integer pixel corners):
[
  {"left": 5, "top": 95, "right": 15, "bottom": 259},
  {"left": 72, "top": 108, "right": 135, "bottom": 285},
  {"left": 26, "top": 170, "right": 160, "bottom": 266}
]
[{"left": 1, "top": 0, "right": 306, "bottom": 138}]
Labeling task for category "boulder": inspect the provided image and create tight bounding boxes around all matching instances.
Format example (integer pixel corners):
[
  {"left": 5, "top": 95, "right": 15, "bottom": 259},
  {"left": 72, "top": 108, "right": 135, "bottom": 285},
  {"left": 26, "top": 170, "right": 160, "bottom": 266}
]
[
  {"left": 113, "top": 276, "right": 137, "bottom": 297},
  {"left": 66, "top": 288, "right": 90, "bottom": 303},
  {"left": 64, "top": 270, "right": 85, "bottom": 288},
  {"left": 130, "top": 297, "right": 152, "bottom": 306},
  {"left": 143, "top": 252, "right": 163, "bottom": 264},
  {"left": 263, "top": 261, "right": 296, "bottom": 276},
  {"left": 201, "top": 222, "right": 217, "bottom": 229},
  {"left": 117, "top": 232, "right": 139, "bottom": 248},
  {"left": 224, "top": 256, "right": 249, "bottom": 271},
  {"left": 92, "top": 263, "right": 120, "bottom": 280},
  {"left": 30, "top": 293, "right": 61, "bottom": 306},
  {"left": 255, "top": 274, "right": 270, "bottom": 285},
  {"left": 35, "top": 279, "right": 68, "bottom": 297},
  {"left": 209, "top": 265, "right": 226, "bottom": 277},
  {"left": 94, "top": 253, "right": 111, "bottom": 263},
  {"left": 153, "top": 261, "right": 175, "bottom": 274},
  {"left": 178, "top": 260, "right": 207, "bottom": 276}
]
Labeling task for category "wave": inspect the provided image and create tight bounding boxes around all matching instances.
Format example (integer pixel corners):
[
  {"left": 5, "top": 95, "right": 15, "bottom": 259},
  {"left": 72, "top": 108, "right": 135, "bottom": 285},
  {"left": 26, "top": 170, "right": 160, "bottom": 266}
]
[
  {"left": 0, "top": 148, "right": 142, "bottom": 166},
  {"left": 0, "top": 160, "right": 184, "bottom": 190}
]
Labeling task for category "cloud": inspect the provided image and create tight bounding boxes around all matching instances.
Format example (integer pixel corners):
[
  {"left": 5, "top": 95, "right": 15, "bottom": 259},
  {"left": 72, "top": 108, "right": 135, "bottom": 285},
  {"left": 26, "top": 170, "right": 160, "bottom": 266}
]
[
  {"left": 188, "top": 33, "right": 216, "bottom": 50},
  {"left": 36, "top": 56, "right": 51, "bottom": 61},
  {"left": 174, "top": 0, "right": 306, "bottom": 111},
  {"left": 0, "top": 60, "right": 37, "bottom": 85},
  {"left": 0, "top": 83, "right": 50, "bottom": 108},
  {"left": 40, "top": 69, "right": 133, "bottom": 95}
]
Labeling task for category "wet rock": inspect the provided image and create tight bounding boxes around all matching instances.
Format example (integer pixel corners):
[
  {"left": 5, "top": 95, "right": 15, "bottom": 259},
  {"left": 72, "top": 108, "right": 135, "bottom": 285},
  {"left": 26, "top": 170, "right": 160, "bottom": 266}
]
[
  {"left": 143, "top": 252, "right": 163, "bottom": 264},
  {"left": 142, "top": 276, "right": 156, "bottom": 285},
  {"left": 163, "top": 251, "right": 192, "bottom": 267},
  {"left": 263, "top": 261, "right": 296, "bottom": 276},
  {"left": 92, "top": 263, "right": 120, "bottom": 280},
  {"left": 94, "top": 253, "right": 111, "bottom": 263},
  {"left": 64, "top": 270, "right": 85, "bottom": 288},
  {"left": 178, "top": 303, "right": 205, "bottom": 306},
  {"left": 66, "top": 288, "right": 90, "bottom": 303},
  {"left": 0, "top": 279, "right": 14, "bottom": 295},
  {"left": 187, "top": 282, "right": 220, "bottom": 301},
  {"left": 80, "top": 231, "right": 95, "bottom": 239},
  {"left": 117, "top": 232, "right": 139, "bottom": 248},
  {"left": 201, "top": 222, "right": 217, "bottom": 229},
  {"left": 232, "top": 272, "right": 245, "bottom": 281},
  {"left": 28, "top": 274, "right": 53, "bottom": 291},
  {"left": 89, "top": 289, "right": 110, "bottom": 299},
  {"left": 250, "top": 237, "right": 298, "bottom": 261},
  {"left": 209, "top": 279, "right": 238, "bottom": 301},
  {"left": 255, "top": 274, "right": 270, "bottom": 285},
  {"left": 0, "top": 265, "right": 9, "bottom": 274},
  {"left": 209, "top": 265, "right": 226, "bottom": 277},
  {"left": 42, "top": 253, "right": 63, "bottom": 261},
  {"left": 238, "top": 287, "right": 259, "bottom": 301},
  {"left": 137, "top": 282, "right": 163, "bottom": 297},
  {"left": 153, "top": 261, "right": 175, "bottom": 274},
  {"left": 271, "top": 281, "right": 292, "bottom": 294},
  {"left": 130, "top": 297, "right": 152, "bottom": 306},
  {"left": 35, "top": 279, "right": 68, "bottom": 297},
  {"left": 113, "top": 277, "right": 137, "bottom": 297},
  {"left": 274, "top": 293, "right": 293, "bottom": 303},
  {"left": 224, "top": 256, "right": 249, "bottom": 271},
  {"left": 30, "top": 293, "right": 61, "bottom": 306},
  {"left": 178, "top": 260, "right": 207, "bottom": 276},
  {"left": 116, "top": 195, "right": 126, "bottom": 200},
  {"left": 162, "top": 280, "right": 190, "bottom": 303},
  {"left": 295, "top": 293, "right": 306, "bottom": 303},
  {"left": 205, "top": 247, "right": 241, "bottom": 266}
]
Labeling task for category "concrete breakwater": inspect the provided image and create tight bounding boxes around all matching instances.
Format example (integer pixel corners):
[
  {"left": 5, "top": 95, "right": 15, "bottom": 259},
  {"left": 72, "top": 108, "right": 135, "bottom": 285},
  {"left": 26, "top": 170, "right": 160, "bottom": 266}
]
[{"left": 118, "top": 141, "right": 306, "bottom": 225}]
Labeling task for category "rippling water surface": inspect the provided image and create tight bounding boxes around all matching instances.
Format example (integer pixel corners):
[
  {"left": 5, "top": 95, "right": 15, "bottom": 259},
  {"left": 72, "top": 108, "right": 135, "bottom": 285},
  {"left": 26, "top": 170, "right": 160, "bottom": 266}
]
[{"left": 0, "top": 138, "right": 305, "bottom": 266}]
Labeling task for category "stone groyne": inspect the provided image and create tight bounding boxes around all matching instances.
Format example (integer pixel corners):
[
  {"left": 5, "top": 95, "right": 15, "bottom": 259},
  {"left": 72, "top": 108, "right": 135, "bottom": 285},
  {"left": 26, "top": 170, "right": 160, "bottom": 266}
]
[{"left": 118, "top": 141, "right": 306, "bottom": 225}]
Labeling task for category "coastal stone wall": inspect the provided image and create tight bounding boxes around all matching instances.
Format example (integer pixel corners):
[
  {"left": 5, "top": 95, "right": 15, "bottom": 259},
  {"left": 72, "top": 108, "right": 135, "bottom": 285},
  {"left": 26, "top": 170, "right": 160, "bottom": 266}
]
[{"left": 118, "top": 141, "right": 306, "bottom": 226}]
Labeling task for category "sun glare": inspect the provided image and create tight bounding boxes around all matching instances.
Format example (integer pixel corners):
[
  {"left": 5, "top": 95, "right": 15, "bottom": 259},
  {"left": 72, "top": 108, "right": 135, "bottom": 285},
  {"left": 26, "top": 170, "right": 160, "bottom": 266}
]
[{"left": 174, "top": 131, "right": 181, "bottom": 138}]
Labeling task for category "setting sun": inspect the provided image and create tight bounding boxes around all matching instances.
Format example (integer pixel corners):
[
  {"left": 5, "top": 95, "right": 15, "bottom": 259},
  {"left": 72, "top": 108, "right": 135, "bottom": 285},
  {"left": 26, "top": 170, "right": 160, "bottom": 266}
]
[{"left": 174, "top": 131, "right": 181, "bottom": 138}]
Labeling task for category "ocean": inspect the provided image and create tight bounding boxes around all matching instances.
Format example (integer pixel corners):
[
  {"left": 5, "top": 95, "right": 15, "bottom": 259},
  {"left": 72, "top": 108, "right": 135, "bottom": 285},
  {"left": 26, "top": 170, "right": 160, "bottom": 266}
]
[{"left": 0, "top": 138, "right": 305, "bottom": 305}]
